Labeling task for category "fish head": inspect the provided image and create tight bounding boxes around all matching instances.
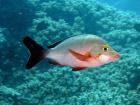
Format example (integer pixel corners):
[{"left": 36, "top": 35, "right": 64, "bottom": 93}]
[{"left": 91, "top": 43, "right": 120, "bottom": 64}]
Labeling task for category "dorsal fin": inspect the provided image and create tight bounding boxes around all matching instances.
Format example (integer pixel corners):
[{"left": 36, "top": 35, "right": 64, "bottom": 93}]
[
  {"left": 47, "top": 35, "right": 77, "bottom": 48},
  {"left": 47, "top": 40, "right": 63, "bottom": 48}
]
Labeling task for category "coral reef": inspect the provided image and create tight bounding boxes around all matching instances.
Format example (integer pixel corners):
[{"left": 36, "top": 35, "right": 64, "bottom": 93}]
[
  {"left": 0, "top": 0, "right": 140, "bottom": 105},
  {"left": 0, "top": 0, "right": 35, "bottom": 36}
]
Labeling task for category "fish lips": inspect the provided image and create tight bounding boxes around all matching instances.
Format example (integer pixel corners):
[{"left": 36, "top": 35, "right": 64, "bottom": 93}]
[{"left": 111, "top": 53, "right": 120, "bottom": 61}]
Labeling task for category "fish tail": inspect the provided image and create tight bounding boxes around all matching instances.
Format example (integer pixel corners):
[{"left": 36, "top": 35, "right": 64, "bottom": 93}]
[{"left": 23, "top": 36, "right": 48, "bottom": 69}]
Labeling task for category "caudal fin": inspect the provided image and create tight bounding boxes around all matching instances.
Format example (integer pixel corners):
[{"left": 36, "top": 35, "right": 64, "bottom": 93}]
[{"left": 23, "top": 36, "right": 46, "bottom": 69}]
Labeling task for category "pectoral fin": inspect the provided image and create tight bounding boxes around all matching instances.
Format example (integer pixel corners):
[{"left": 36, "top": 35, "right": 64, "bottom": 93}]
[{"left": 69, "top": 49, "right": 91, "bottom": 61}]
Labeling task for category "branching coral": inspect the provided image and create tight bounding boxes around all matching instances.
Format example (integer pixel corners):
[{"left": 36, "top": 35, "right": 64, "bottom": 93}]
[{"left": 0, "top": 0, "right": 140, "bottom": 105}]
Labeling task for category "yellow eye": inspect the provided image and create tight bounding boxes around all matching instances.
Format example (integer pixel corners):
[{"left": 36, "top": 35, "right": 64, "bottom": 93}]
[
  {"left": 102, "top": 44, "right": 109, "bottom": 52},
  {"left": 103, "top": 47, "right": 108, "bottom": 51}
]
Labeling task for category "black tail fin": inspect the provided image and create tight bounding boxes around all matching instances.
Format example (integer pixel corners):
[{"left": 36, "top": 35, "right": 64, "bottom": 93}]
[{"left": 23, "top": 36, "right": 46, "bottom": 69}]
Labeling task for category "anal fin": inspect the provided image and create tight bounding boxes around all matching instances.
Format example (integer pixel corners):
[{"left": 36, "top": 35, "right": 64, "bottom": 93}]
[
  {"left": 72, "top": 67, "right": 86, "bottom": 71},
  {"left": 48, "top": 59, "right": 60, "bottom": 65}
]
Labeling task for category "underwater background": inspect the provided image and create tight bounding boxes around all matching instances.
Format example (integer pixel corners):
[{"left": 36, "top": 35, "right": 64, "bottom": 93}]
[{"left": 0, "top": 0, "right": 140, "bottom": 105}]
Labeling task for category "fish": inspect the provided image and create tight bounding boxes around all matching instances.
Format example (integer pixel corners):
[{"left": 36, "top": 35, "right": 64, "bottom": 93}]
[{"left": 23, "top": 34, "right": 120, "bottom": 71}]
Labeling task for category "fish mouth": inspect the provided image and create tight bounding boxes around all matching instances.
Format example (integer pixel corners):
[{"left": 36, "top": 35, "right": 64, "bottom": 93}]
[
  {"left": 108, "top": 53, "right": 120, "bottom": 62},
  {"left": 113, "top": 53, "right": 120, "bottom": 60}
]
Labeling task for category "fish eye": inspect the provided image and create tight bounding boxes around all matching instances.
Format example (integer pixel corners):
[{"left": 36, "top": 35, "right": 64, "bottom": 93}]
[
  {"left": 102, "top": 44, "right": 109, "bottom": 52},
  {"left": 103, "top": 47, "right": 108, "bottom": 52}
]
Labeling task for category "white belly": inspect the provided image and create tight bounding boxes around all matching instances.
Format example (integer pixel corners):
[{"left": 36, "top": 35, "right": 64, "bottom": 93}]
[{"left": 47, "top": 50, "right": 101, "bottom": 68}]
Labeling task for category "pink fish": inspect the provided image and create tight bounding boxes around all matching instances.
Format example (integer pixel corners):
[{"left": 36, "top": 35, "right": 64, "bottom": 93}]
[{"left": 23, "top": 34, "right": 120, "bottom": 71}]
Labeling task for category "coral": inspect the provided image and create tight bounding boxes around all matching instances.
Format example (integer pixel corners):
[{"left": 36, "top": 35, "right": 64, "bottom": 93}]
[
  {"left": 0, "top": 0, "right": 35, "bottom": 36},
  {"left": 0, "top": 0, "right": 140, "bottom": 105}
]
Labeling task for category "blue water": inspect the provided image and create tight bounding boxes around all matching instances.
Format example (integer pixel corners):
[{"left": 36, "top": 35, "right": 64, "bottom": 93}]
[
  {"left": 0, "top": 0, "right": 140, "bottom": 105},
  {"left": 99, "top": 0, "right": 140, "bottom": 15}
]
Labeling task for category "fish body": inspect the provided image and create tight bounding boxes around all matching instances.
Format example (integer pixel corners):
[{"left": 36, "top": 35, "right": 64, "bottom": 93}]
[{"left": 23, "top": 34, "right": 120, "bottom": 71}]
